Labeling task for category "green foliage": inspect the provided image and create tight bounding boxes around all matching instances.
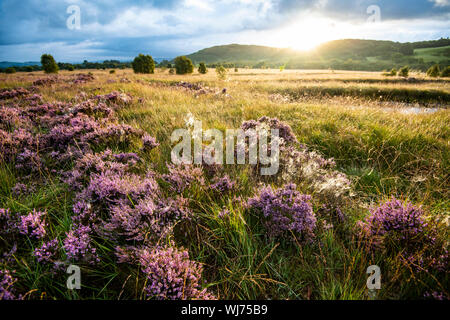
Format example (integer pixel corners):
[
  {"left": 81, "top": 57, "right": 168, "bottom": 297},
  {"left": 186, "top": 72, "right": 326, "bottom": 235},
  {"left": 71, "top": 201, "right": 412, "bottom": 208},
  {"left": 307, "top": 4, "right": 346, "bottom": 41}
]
[
  {"left": 215, "top": 65, "right": 227, "bottom": 80},
  {"left": 41, "top": 54, "right": 59, "bottom": 74},
  {"left": 169, "top": 68, "right": 175, "bottom": 75},
  {"left": 383, "top": 68, "right": 397, "bottom": 77},
  {"left": 67, "top": 64, "right": 75, "bottom": 71},
  {"left": 132, "top": 54, "right": 155, "bottom": 74},
  {"left": 109, "top": 69, "right": 116, "bottom": 74},
  {"left": 440, "top": 66, "right": 450, "bottom": 77},
  {"left": 174, "top": 56, "right": 194, "bottom": 74},
  {"left": 5, "top": 67, "right": 16, "bottom": 74},
  {"left": 198, "top": 62, "right": 208, "bottom": 74},
  {"left": 398, "top": 66, "right": 409, "bottom": 77},
  {"left": 426, "top": 64, "right": 440, "bottom": 77}
]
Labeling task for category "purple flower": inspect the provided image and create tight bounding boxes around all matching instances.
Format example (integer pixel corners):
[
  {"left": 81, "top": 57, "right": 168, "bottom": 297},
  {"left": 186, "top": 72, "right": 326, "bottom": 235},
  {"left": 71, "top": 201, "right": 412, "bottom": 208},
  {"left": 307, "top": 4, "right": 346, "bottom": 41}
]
[
  {"left": 63, "top": 225, "right": 99, "bottom": 264},
  {"left": 0, "top": 269, "right": 21, "bottom": 300},
  {"left": 34, "top": 239, "right": 59, "bottom": 263},
  {"left": 18, "top": 210, "right": 47, "bottom": 239},
  {"left": 248, "top": 183, "right": 316, "bottom": 240},
  {"left": 210, "top": 175, "right": 235, "bottom": 195},
  {"left": 138, "top": 246, "right": 215, "bottom": 300}
]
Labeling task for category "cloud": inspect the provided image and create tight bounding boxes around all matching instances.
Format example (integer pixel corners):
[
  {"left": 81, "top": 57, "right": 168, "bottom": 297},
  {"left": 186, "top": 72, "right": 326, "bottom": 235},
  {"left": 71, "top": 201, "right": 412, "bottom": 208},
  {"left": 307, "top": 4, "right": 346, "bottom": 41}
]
[{"left": 0, "top": 0, "right": 448, "bottom": 61}]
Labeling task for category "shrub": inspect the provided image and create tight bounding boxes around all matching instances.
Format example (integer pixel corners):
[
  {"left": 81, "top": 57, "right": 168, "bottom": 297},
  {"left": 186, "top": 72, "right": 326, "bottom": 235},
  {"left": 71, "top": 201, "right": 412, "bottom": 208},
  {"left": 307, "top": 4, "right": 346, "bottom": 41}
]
[
  {"left": 215, "top": 65, "right": 227, "bottom": 80},
  {"left": 5, "top": 67, "right": 16, "bottom": 74},
  {"left": 234, "top": 67, "right": 238, "bottom": 72},
  {"left": 174, "top": 56, "right": 194, "bottom": 75},
  {"left": 25, "top": 66, "right": 33, "bottom": 72},
  {"left": 132, "top": 54, "right": 155, "bottom": 74},
  {"left": 41, "top": 54, "right": 59, "bottom": 74},
  {"left": 399, "top": 66, "right": 409, "bottom": 77},
  {"left": 67, "top": 65, "right": 75, "bottom": 71},
  {"left": 109, "top": 69, "right": 116, "bottom": 74},
  {"left": 247, "top": 183, "right": 316, "bottom": 241},
  {"left": 440, "top": 66, "right": 450, "bottom": 77},
  {"left": 198, "top": 62, "right": 207, "bottom": 74},
  {"left": 359, "top": 199, "right": 431, "bottom": 252},
  {"left": 427, "top": 64, "right": 440, "bottom": 78},
  {"left": 169, "top": 68, "right": 175, "bottom": 75}
]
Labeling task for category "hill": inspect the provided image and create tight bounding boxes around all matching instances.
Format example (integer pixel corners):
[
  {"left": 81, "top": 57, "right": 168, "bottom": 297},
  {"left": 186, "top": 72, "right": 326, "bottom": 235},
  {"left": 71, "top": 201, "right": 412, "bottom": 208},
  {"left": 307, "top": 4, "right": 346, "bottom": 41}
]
[{"left": 185, "top": 38, "right": 450, "bottom": 71}]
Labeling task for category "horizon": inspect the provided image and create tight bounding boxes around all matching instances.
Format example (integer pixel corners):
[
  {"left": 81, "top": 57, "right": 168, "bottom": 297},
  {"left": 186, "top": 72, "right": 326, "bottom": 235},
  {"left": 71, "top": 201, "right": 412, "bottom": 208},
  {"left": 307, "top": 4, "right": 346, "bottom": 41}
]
[
  {"left": 0, "top": 0, "right": 449, "bottom": 62},
  {"left": 1, "top": 38, "right": 449, "bottom": 64}
]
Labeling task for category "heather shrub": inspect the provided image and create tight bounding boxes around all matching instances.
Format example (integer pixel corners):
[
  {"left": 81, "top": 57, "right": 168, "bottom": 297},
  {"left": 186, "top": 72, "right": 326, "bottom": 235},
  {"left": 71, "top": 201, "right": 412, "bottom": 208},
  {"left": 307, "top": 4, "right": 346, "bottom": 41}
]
[
  {"left": 247, "top": 183, "right": 316, "bottom": 241},
  {"left": 0, "top": 269, "right": 20, "bottom": 300},
  {"left": 41, "top": 54, "right": 59, "bottom": 74},
  {"left": 174, "top": 56, "right": 194, "bottom": 75},
  {"left": 358, "top": 199, "right": 449, "bottom": 276},
  {"left": 138, "top": 246, "right": 215, "bottom": 300},
  {"left": 132, "top": 54, "right": 155, "bottom": 74},
  {"left": 198, "top": 62, "right": 207, "bottom": 74}
]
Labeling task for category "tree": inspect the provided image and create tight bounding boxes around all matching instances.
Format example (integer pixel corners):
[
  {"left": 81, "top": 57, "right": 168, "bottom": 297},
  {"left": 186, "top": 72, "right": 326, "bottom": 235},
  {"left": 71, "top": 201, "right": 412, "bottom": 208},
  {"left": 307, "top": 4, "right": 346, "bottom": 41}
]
[
  {"left": 399, "top": 43, "right": 414, "bottom": 56},
  {"left": 67, "top": 64, "right": 75, "bottom": 71},
  {"left": 41, "top": 54, "right": 59, "bottom": 74},
  {"left": 399, "top": 66, "right": 409, "bottom": 78},
  {"left": 198, "top": 62, "right": 207, "bottom": 74},
  {"left": 5, "top": 67, "right": 16, "bottom": 74},
  {"left": 174, "top": 56, "right": 194, "bottom": 75},
  {"left": 215, "top": 65, "right": 227, "bottom": 80},
  {"left": 426, "top": 64, "right": 440, "bottom": 78},
  {"left": 132, "top": 54, "right": 155, "bottom": 74}
]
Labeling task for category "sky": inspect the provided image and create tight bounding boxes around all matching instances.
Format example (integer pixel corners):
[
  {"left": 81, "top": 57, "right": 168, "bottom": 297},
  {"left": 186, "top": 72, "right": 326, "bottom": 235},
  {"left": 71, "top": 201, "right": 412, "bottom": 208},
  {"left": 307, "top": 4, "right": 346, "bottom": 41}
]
[{"left": 0, "top": 0, "right": 449, "bottom": 62}]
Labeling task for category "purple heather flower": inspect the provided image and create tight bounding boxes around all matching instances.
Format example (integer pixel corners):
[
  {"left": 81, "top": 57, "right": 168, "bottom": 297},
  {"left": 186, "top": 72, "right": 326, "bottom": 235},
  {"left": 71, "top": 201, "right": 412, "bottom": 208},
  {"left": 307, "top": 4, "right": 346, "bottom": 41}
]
[
  {"left": 18, "top": 209, "right": 47, "bottom": 239},
  {"left": 138, "top": 246, "right": 215, "bottom": 300},
  {"left": 34, "top": 239, "right": 59, "bottom": 263},
  {"left": 248, "top": 183, "right": 316, "bottom": 240}
]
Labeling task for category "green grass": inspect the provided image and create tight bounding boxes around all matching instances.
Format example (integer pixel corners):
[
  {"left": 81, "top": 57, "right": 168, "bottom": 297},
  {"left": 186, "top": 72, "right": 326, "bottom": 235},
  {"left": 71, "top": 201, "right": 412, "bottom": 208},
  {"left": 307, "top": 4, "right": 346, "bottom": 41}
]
[
  {"left": 415, "top": 46, "right": 450, "bottom": 63},
  {"left": 0, "top": 69, "right": 448, "bottom": 300}
]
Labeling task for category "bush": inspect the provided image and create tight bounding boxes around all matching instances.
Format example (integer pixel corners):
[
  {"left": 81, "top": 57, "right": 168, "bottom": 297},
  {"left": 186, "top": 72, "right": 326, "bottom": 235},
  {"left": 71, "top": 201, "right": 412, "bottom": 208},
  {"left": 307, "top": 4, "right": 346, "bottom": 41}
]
[
  {"left": 169, "top": 68, "right": 175, "bottom": 75},
  {"left": 427, "top": 64, "right": 440, "bottom": 78},
  {"left": 67, "top": 65, "right": 75, "bottom": 71},
  {"left": 198, "top": 62, "right": 207, "bottom": 74},
  {"left": 25, "top": 66, "right": 33, "bottom": 72},
  {"left": 109, "top": 69, "right": 116, "bottom": 74},
  {"left": 41, "top": 54, "right": 59, "bottom": 74},
  {"left": 440, "top": 66, "right": 450, "bottom": 77},
  {"left": 132, "top": 54, "right": 155, "bottom": 74},
  {"left": 174, "top": 56, "right": 194, "bottom": 75},
  {"left": 215, "top": 65, "right": 227, "bottom": 80},
  {"left": 399, "top": 66, "right": 409, "bottom": 77},
  {"left": 5, "top": 67, "right": 16, "bottom": 74},
  {"left": 234, "top": 67, "right": 238, "bottom": 72}
]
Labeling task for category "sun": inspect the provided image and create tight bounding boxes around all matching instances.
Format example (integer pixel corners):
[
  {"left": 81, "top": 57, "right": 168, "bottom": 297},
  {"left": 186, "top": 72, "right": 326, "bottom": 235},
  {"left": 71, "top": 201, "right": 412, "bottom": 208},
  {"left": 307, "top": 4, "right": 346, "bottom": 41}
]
[{"left": 269, "top": 16, "right": 347, "bottom": 51}]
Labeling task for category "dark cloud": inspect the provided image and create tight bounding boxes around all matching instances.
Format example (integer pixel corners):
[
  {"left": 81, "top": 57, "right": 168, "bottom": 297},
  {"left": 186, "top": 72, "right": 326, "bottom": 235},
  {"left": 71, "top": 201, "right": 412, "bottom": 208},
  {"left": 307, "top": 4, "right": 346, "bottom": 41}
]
[{"left": 0, "top": 0, "right": 448, "bottom": 61}]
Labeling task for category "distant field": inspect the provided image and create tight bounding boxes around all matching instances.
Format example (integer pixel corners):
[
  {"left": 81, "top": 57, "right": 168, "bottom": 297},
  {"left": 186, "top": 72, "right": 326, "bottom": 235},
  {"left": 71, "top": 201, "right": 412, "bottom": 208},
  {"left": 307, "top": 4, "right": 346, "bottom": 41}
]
[
  {"left": 0, "top": 68, "right": 448, "bottom": 300},
  {"left": 414, "top": 45, "right": 450, "bottom": 63}
]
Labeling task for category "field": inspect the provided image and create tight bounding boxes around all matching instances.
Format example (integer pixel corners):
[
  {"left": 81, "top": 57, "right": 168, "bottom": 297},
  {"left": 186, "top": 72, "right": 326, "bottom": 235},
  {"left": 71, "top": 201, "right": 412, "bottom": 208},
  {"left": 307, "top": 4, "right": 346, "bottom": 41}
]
[
  {"left": 0, "top": 68, "right": 449, "bottom": 300},
  {"left": 414, "top": 46, "right": 450, "bottom": 63}
]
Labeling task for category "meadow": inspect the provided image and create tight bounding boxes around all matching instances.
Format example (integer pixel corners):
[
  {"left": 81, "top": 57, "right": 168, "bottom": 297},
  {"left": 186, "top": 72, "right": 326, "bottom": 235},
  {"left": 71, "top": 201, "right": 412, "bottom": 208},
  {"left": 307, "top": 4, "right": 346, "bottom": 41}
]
[{"left": 0, "top": 68, "right": 448, "bottom": 300}]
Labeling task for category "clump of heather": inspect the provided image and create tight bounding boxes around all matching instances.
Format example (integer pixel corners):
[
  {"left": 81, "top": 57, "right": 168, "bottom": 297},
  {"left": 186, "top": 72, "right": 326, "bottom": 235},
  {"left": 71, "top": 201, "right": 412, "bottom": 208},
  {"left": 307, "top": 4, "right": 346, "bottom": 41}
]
[
  {"left": 18, "top": 210, "right": 47, "bottom": 239},
  {"left": 210, "top": 175, "right": 235, "bottom": 195},
  {"left": 11, "top": 183, "right": 30, "bottom": 197},
  {"left": 241, "top": 116, "right": 298, "bottom": 145},
  {"left": 248, "top": 184, "right": 316, "bottom": 241},
  {"left": 359, "top": 199, "right": 431, "bottom": 251},
  {"left": 34, "top": 239, "right": 59, "bottom": 263},
  {"left": 141, "top": 133, "right": 159, "bottom": 151},
  {"left": 359, "top": 199, "right": 449, "bottom": 274},
  {"left": 162, "top": 163, "right": 205, "bottom": 193},
  {"left": 0, "top": 208, "right": 16, "bottom": 235},
  {"left": 63, "top": 225, "right": 99, "bottom": 264},
  {"left": 0, "top": 269, "right": 21, "bottom": 300},
  {"left": 138, "top": 247, "right": 215, "bottom": 300},
  {"left": 239, "top": 117, "right": 352, "bottom": 203}
]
